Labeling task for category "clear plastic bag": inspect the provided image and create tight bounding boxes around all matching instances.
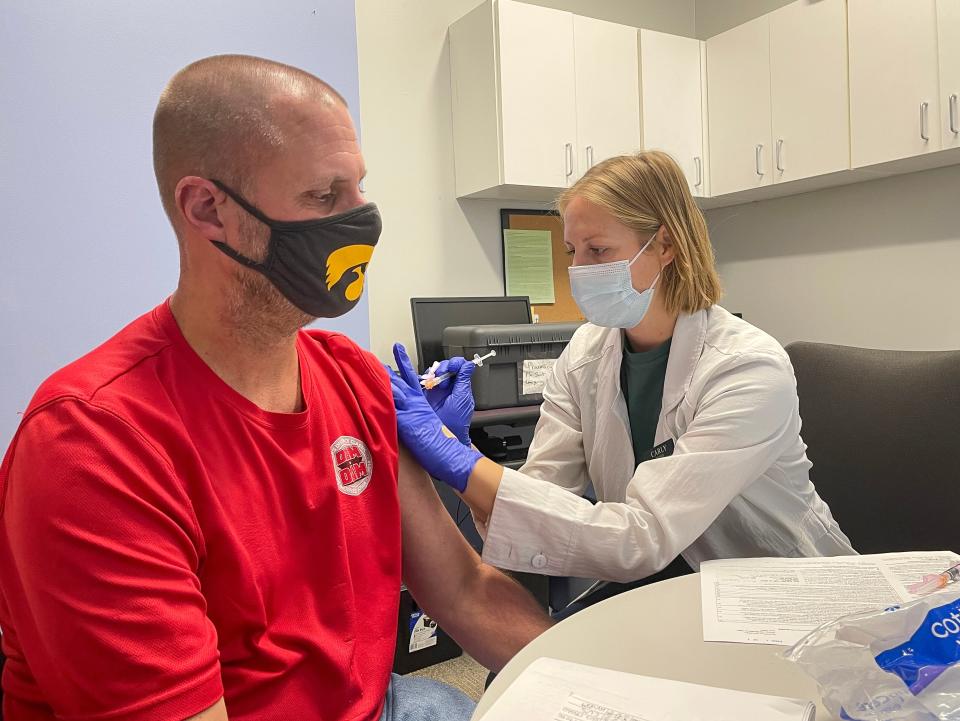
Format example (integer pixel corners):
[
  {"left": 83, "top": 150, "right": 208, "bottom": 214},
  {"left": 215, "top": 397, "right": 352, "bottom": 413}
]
[{"left": 785, "top": 588, "right": 960, "bottom": 721}]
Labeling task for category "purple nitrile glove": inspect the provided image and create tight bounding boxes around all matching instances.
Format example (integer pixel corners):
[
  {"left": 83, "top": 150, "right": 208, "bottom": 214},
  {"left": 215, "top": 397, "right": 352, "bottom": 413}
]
[
  {"left": 387, "top": 343, "right": 482, "bottom": 492},
  {"left": 413, "top": 354, "right": 476, "bottom": 446},
  {"left": 392, "top": 345, "right": 476, "bottom": 445}
]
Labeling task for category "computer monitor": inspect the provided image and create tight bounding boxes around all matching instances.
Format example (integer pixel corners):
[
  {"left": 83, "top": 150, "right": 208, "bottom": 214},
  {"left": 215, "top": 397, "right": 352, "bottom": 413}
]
[{"left": 410, "top": 296, "right": 532, "bottom": 373}]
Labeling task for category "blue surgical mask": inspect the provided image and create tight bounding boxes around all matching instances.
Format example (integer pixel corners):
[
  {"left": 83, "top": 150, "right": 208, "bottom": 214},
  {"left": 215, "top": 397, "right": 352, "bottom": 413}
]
[{"left": 568, "top": 232, "right": 661, "bottom": 329}]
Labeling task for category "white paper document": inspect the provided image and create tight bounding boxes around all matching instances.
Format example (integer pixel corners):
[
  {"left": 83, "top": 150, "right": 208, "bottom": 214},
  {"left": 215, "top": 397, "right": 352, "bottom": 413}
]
[
  {"left": 554, "top": 694, "right": 646, "bottom": 721},
  {"left": 700, "top": 551, "right": 960, "bottom": 646},
  {"left": 521, "top": 358, "right": 557, "bottom": 396},
  {"left": 480, "top": 657, "right": 815, "bottom": 721}
]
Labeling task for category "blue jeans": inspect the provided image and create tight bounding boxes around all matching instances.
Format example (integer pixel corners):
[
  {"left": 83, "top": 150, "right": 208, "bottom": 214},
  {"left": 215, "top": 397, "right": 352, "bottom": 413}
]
[{"left": 379, "top": 673, "right": 476, "bottom": 721}]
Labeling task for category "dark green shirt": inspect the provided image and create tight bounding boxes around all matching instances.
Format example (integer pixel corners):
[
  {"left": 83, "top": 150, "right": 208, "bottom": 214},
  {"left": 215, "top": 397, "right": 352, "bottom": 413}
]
[{"left": 620, "top": 336, "right": 672, "bottom": 467}]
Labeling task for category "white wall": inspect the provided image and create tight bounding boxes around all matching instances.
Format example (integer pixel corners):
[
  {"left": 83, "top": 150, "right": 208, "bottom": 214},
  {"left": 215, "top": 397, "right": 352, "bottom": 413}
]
[
  {"left": 525, "top": 0, "right": 694, "bottom": 34},
  {"left": 694, "top": 0, "right": 793, "bottom": 39},
  {"left": 356, "top": 0, "right": 695, "bottom": 363},
  {"left": 708, "top": 164, "right": 960, "bottom": 350}
]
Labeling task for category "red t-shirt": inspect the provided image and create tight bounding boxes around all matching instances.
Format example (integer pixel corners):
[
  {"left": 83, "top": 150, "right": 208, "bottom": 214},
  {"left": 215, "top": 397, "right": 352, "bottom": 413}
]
[{"left": 0, "top": 301, "right": 401, "bottom": 721}]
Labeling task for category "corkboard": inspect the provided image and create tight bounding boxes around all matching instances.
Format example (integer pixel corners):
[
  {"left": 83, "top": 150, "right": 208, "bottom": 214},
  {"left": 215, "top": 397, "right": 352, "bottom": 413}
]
[{"left": 500, "top": 209, "right": 585, "bottom": 323}]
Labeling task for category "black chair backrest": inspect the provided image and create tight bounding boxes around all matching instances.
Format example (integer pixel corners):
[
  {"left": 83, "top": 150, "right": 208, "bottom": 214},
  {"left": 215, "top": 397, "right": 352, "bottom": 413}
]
[{"left": 786, "top": 342, "right": 960, "bottom": 555}]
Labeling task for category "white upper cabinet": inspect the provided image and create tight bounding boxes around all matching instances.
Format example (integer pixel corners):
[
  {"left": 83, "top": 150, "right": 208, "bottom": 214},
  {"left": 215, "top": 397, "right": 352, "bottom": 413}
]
[
  {"left": 450, "top": 0, "right": 639, "bottom": 198},
  {"left": 573, "top": 15, "right": 641, "bottom": 179},
  {"left": 849, "top": 0, "right": 942, "bottom": 167},
  {"left": 639, "top": 29, "right": 708, "bottom": 196},
  {"left": 451, "top": 0, "right": 960, "bottom": 206},
  {"left": 939, "top": 0, "right": 960, "bottom": 150},
  {"left": 498, "top": 1, "right": 577, "bottom": 189},
  {"left": 708, "top": 0, "right": 851, "bottom": 196},
  {"left": 769, "top": 0, "right": 850, "bottom": 183},
  {"left": 706, "top": 15, "right": 772, "bottom": 195},
  {"left": 450, "top": 0, "right": 577, "bottom": 196}
]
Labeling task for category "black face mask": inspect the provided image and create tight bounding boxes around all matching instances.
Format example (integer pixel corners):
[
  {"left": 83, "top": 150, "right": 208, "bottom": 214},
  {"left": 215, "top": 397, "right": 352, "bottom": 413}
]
[{"left": 211, "top": 179, "right": 382, "bottom": 319}]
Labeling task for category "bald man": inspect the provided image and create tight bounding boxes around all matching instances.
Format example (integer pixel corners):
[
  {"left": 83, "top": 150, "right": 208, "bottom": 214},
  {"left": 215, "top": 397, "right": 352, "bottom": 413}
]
[{"left": 0, "top": 55, "right": 550, "bottom": 721}]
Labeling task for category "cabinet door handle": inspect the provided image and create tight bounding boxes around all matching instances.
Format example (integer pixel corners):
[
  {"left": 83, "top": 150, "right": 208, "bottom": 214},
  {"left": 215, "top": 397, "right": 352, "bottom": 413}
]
[
  {"left": 694, "top": 156, "right": 702, "bottom": 187},
  {"left": 950, "top": 94, "right": 959, "bottom": 134},
  {"left": 565, "top": 143, "right": 574, "bottom": 178},
  {"left": 776, "top": 139, "right": 785, "bottom": 173},
  {"left": 755, "top": 144, "right": 764, "bottom": 177},
  {"left": 586, "top": 145, "right": 595, "bottom": 169},
  {"left": 920, "top": 102, "right": 930, "bottom": 141}
]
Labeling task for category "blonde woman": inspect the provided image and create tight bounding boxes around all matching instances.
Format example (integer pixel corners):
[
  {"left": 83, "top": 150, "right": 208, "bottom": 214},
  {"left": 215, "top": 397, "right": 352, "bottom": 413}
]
[{"left": 389, "top": 151, "right": 853, "bottom": 610}]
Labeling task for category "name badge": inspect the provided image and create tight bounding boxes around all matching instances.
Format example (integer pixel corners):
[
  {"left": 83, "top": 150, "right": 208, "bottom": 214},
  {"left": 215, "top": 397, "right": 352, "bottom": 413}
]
[{"left": 639, "top": 438, "right": 675, "bottom": 464}]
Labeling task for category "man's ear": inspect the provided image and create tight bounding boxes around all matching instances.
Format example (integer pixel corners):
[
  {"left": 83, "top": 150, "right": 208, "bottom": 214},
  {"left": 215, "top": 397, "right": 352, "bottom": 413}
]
[{"left": 175, "top": 176, "right": 228, "bottom": 242}]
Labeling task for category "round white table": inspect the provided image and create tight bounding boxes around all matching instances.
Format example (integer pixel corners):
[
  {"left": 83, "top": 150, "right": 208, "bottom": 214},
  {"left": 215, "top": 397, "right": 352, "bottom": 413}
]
[{"left": 473, "top": 574, "right": 837, "bottom": 720}]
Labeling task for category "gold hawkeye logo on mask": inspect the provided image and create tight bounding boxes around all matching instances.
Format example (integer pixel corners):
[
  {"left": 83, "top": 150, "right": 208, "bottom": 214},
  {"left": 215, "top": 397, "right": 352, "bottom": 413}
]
[{"left": 326, "top": 244, "right": 375, "bottom": 301}]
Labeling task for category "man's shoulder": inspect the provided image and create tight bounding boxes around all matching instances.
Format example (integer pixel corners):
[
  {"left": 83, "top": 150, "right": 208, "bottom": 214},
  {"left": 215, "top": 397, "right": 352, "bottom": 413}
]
[
  {"left": 27, "top": 305, "right": 173, "bottom": 417},
  {"left": 299, "top": 328, "right": 388, "bottom": 386},
  {"left": 300, "top": 327, "right": 370, "bottom": 356},
  {"left": 298, "top": 329, "right": 397, "bottom": 454},
  {"left": 8, "top": 304, "right": 180, "bottom": 482}
]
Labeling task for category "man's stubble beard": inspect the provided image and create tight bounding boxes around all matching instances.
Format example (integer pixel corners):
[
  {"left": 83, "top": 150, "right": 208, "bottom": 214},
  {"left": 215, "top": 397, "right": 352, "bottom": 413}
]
[{"left": 223, "top": 213, "right": 315, "bottom": 346}]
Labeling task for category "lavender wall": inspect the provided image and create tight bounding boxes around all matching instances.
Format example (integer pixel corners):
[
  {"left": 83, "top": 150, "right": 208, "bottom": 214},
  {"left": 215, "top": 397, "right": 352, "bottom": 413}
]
[{"left": 1, "top": 0, "right": 367, "bottom": 445}]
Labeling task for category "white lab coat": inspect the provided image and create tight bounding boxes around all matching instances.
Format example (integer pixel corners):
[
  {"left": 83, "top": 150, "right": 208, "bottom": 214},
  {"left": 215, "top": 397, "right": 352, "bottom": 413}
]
[{"left": 478, "top": 305, "right": 855, "bottom": 583}]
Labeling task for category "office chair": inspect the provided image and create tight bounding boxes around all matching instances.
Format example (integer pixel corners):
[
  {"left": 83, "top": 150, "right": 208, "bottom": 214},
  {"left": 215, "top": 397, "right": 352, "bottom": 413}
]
[{"left": 785, "top": 342, "right": 960, "bottom": 554}]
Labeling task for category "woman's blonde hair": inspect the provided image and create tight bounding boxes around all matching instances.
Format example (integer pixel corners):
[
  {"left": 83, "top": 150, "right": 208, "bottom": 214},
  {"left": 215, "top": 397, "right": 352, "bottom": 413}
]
[{"left": 557, "top": 151, "right": 722, "bottom": 315}]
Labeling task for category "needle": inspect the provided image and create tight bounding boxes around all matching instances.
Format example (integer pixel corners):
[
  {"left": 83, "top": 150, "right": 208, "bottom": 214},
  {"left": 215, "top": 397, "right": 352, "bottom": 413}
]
[{"left": 421, "top": 350, "right": 497, "bottom": 389}]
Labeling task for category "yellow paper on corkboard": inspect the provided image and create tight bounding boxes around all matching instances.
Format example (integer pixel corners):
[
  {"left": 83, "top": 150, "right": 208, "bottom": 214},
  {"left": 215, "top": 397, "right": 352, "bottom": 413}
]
[{"left": 504, "top": 228, "right": 555, "bottom": 305}]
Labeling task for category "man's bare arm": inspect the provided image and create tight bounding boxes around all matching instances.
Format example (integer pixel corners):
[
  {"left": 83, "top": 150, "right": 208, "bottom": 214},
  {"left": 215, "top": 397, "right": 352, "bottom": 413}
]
[
  {"left": 397, "top": 448, "right": 552, "bottom": 672},
  {"left": 186, "top": 699, "right": 228, "bottom": 720}
]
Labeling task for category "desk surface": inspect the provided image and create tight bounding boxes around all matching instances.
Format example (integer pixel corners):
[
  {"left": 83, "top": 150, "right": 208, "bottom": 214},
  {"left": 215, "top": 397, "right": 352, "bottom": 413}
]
[{"left": 473, "top": 574, "right": 836, "bottom": 720}]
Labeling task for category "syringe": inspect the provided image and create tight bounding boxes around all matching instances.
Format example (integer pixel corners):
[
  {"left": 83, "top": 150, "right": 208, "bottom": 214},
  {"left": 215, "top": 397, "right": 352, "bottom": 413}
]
[
  {"left": 421, "top": 350, "right": 497, "bottom": 390},
  {"left": 908, "top": 562, "right": 960, "bottom": 596}
]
